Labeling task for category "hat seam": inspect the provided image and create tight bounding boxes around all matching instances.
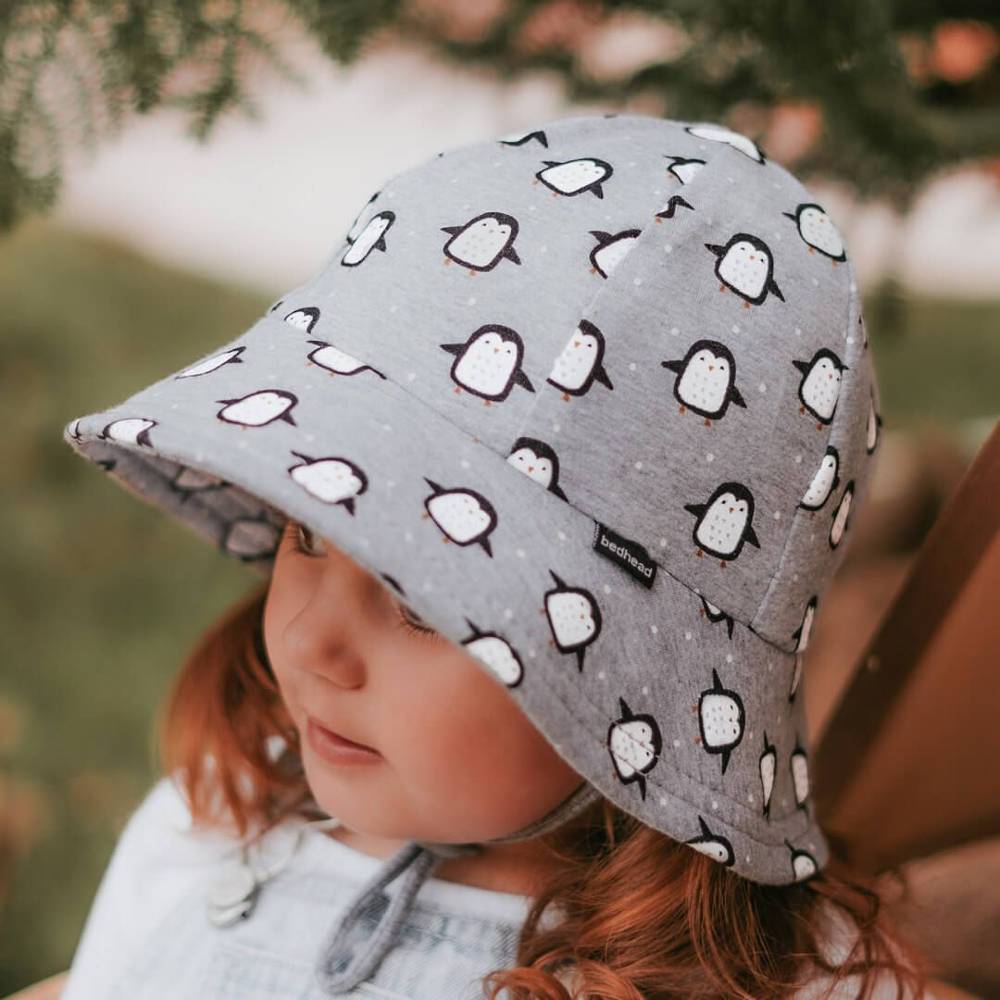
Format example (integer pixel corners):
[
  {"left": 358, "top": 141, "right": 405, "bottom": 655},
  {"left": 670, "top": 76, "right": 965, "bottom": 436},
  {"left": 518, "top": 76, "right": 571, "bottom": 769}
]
[
  {"left": 501, "top": 119, "right": 727, "bottom": 451},
  {"left": 535, "top": 136, "right": 813, "bottom": 852},
  {"left": 486, "top": 132, "right": 776, "bottom": 648},
  {"left": 499, "top": 136, "right": 815, "bottom": 656},
  {"left": 748, "top": 252, "right": 862, "bottom": 643}
]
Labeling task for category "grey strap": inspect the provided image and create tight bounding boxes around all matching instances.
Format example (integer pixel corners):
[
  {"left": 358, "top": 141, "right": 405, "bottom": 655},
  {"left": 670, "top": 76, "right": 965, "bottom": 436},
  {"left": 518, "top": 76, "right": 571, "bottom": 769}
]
[
  {"left": 487, "top": 781, "right": 602, "bottom": 843},
  {"left": 314, "top": 839, "right": 480, "bottom": 994},
  {"left": 313, "top": 781, "right": 600, "bottom": 995}
]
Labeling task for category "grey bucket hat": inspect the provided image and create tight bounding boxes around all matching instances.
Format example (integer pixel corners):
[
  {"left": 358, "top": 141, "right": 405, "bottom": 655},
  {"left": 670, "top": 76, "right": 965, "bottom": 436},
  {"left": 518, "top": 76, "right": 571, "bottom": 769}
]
[{"left": 63, "top": 112, "right": 881, "bottom": 988}]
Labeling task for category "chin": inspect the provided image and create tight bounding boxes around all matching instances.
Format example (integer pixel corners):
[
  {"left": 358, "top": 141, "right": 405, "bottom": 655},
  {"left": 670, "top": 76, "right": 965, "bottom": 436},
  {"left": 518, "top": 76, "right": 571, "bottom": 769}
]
[{"left": 301, "top": 754, "right": 379, "bottom": 823}]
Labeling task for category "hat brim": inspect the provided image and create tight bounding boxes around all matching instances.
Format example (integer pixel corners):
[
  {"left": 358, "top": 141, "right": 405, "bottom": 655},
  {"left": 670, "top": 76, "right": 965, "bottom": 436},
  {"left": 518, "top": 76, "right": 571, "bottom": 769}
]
[{"left": 63, "top": 311, "right": 829, "bottom": 885}]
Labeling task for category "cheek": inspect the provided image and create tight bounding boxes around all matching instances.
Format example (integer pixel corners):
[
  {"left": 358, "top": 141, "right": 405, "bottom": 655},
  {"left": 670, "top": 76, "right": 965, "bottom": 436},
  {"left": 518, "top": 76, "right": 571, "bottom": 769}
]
[
  {"left": 261, "top": 564, "right": 302, "bottom": 702},
  {"left": 385, "top": 648, "right": 579, "bottom": 828}
]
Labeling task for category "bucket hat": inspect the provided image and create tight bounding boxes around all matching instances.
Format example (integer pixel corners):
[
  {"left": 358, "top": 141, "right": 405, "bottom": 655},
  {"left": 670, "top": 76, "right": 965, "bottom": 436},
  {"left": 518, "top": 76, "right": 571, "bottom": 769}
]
[{"left": 63, "top": 112, "right": 881, "bottom": 990}]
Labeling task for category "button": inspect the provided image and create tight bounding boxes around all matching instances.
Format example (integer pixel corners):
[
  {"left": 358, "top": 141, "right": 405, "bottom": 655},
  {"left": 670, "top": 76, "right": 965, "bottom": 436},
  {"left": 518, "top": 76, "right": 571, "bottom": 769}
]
[
  {"left": 207, "top": 859, "right": 257, "bottom": 909},
  {"left": 207, "top": 894, "right": 256, "bottom": 928}
]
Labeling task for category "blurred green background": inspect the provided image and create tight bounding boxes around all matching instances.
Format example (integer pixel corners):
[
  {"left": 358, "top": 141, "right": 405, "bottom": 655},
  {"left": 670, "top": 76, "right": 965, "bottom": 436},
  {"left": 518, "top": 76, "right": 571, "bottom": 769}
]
[{"left": 0, "top": 219, "right": 271, "bottom": 992}]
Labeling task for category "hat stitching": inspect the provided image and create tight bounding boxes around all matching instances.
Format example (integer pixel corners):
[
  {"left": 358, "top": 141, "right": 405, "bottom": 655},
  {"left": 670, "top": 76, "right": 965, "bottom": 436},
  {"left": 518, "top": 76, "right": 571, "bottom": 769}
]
[{"left": 749, "top": 252, "right": 863, "bottom": 642}]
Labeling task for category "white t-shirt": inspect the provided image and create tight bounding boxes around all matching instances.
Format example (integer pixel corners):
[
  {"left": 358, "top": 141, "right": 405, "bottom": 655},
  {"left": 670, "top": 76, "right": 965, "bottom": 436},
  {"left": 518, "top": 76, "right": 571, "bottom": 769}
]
[{"left": 61, "top": 776, "right": 929, "bottom": 1000}]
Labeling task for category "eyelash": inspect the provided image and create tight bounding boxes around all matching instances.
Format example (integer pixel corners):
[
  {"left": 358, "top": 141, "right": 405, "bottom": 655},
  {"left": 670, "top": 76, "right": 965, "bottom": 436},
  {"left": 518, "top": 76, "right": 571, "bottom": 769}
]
[{"left": 284, "top": 520, "right": 437, "bottom": 638}]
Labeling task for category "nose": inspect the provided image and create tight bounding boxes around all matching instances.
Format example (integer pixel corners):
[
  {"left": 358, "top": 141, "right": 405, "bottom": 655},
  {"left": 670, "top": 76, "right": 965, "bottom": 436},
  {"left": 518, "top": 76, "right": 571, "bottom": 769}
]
[{"left": 283, "top": 564, "right": 374, "bottom": 689}]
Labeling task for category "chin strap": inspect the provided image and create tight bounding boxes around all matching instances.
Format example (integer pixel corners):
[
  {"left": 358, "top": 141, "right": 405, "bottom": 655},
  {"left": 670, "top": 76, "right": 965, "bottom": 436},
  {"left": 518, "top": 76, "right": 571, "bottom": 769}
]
[{"left": 313, "top": 781, "right": 602, "bottom": 995}]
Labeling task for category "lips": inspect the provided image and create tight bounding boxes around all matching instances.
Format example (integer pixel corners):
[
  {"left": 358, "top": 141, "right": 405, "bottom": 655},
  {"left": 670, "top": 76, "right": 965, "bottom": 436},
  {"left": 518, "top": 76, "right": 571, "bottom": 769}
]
[{"left": 305, "top": 714, "right": 378, "bottom": 753}]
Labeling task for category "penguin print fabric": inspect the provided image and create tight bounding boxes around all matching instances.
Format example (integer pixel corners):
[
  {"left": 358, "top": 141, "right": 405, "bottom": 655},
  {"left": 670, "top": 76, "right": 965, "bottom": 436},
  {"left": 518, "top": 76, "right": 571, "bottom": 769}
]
[{"left": 63, "top": 113, "right": 882, "bottom": 886}]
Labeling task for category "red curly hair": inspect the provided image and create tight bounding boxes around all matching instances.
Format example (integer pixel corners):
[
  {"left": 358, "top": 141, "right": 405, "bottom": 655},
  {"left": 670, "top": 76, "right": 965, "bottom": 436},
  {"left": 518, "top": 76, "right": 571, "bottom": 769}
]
[{"left": 157, "top": 580, "right": 933, "bottom": 1000}]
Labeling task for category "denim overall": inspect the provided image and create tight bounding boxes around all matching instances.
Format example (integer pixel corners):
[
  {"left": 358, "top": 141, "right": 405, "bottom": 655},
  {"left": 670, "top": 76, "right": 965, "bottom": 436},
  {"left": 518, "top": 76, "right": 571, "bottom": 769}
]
[{"left": 64, "top": 779, "right": 564, "bottom": 1000}]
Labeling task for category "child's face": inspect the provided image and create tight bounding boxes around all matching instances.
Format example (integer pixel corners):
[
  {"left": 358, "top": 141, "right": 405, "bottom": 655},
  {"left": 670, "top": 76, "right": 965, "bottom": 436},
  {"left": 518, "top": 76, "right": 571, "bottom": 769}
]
[{"left": 262, "top": 518, "right": 584, "bottom": 844}]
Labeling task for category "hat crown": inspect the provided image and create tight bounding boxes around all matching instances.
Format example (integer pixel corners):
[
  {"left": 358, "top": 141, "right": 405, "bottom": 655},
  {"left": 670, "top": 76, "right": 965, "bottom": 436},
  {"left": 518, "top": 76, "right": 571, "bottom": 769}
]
[{"left": 270, "top": 112, "right": 879, "bottom": 653}]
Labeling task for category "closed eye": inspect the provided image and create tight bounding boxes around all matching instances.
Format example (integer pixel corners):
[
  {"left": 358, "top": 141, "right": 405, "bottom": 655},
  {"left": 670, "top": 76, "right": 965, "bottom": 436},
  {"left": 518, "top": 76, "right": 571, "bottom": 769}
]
[
  {"left": 395, "top": 601, "right": 438, "bottom": 639},
  {"left": 285, "top": 519, "right": 326, "bottom": 557},
  {"left": 285, "top": 520, "right": 438, "bottom": 638}
]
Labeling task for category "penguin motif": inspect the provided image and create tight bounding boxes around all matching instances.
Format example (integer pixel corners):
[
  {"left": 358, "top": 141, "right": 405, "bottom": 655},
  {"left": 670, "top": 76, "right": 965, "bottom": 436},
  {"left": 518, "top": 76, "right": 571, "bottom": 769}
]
[
  {"left": 174, "top": 346, "right": 246, "bottom": 379},
  {"left": 288, "top": 451, "right": 368, "bottom": 516},
  {"left": 267, "top": 297, "right": 284, "bottom": 314},
  {"left": 543, "top": 569, "right": 602, "bottom": 671},
  {"left": 829, "top": 480, "right": 855, "bottom": 549},
  {"left": 535, "top": 158, "right": 613, "bottom": 199},
  {"left": 221, "top": 515, "right": 281, "bottom": 564},
  {"left": 685, "top": 815, "right": 736, "bottom": 866},
  {"left": 341, "top": 211, "right": 395, "bottom": 267},
  {"left": 792, "top": 348, "right": 848, "bottom": 427},
  {"left": 684, "top": 123, "right": 765, "bottom": 164},
  {"left": 783, "top": 203, "right": 845, "bottom": 262},
  {"left": 216, "top": 390, "right": 298, "bottom": 428},
  {"left": 661, "top": 339, "right": 747, "bottom": 423},
  {"left": 498, "top": 128, "right": 548, "bottom": 148},
  {"left": 698, "top": 596, "right": 735, "bottom": 639},
  {"left": 422, "top": 478, "right": 497, "bottom": 556},
  {"left": 760, "top": 731, "right": 777, "bottom": 820},
  {"left": 506, "top": 436, "right": 568, "bottom": 501},
  {"left": 379, "top": 571, "right": 407, "bottom": 597},
  {"left": 440, "top": 324, "right": 535, "bottom": 402},
  {"left": 345, "top": 190, "right": 380, "bottom": 244},
  {"left": 697, "top": 668, "right": 745, "bottom": 774},
  {"left": 460, "top": 618, "right": 524, "bottom": 688},
  {"left": 546, "top": 319, "right": 614, "bottom": 400},
  {"left": 684, "top": 481, "right": 760, "bottom": 563},
  {"left": 441, "top": 212, "right": 522, "bottom": 272},
  {"left": 654, "top": 194, "right": 693, "bottom": 221},
  {"left": 792, "top": 596, "right": 818, "bottom": 654},
  {"left": 664, "top": 155, "right": 706, "bottom": 185},
  {"left": 66, "top": 417, "right": 83, "bottom": 441},
  {"left": 283, "top": 307, "right": 321, "bottom": 333},
  {"left": 170, "top": 466, "right": 227, "bottom": 502},
  {"left": 607, "top": 696, "right": 662, "bottom": 800},
  {"left": 98, "top": 417, "right": 157, "bottom": 447},
  {"left": 859, "top": 314, "right": 869, "bottom": 350},
  {"left": 788, "top": 652, "right": 804, "bottom": 703},
  {"left": 588, "top": 229, "right": 640, "bottom": 278},
  {"left": 798, "top": 446, "right": 840, "bottom": 510},
  {"left": 866, "top": 390, "right": 883, "bottom": 454},
  {"left": 790, "top": 735, "right": 810, "bottom": 810},
  {"left": 306, "top": 341, "right": 387, "bottom": 380},
  {"left": 786, "top": 839, "right": 819, "bottom": 881},
  {"left": 705, "top": 233, "right": 784, "bottom": 307}
]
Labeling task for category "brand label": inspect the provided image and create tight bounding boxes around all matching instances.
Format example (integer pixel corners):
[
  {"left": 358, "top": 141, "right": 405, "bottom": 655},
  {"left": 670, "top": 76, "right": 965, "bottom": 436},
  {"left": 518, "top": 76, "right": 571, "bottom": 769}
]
[{"left": 592, "top": 520, "right": 657, "bottom": 589}]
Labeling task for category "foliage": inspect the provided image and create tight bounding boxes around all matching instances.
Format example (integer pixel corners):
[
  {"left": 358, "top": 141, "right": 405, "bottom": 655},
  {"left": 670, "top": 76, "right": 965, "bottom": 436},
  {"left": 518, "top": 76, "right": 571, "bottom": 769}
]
[{"left": 1, "top": 0, "right": 999, "bottom": 231}]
